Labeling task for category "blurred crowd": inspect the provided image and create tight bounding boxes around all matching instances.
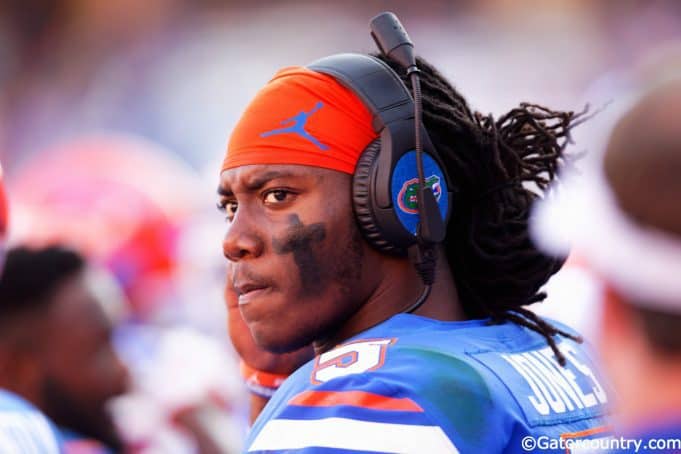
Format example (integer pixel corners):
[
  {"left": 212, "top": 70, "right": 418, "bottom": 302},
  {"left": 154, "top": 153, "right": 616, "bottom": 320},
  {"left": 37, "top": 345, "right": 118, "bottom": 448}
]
[
  {"left": 2, "top": 0, "right": 681, "bottom": 171},
  {"left": 0, "top": 0, "right": 680, "bottom": 452}
]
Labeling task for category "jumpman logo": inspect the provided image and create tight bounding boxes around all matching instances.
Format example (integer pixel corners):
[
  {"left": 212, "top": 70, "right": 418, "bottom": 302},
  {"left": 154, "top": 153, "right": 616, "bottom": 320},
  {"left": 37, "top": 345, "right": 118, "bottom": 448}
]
[{"left": 260, "top": 101, "right": 329, "bottom": 150}]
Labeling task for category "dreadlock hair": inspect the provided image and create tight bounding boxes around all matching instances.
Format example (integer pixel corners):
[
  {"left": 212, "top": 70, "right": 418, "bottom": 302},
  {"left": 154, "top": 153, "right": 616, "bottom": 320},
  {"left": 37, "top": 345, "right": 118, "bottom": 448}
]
[{"left": 377, "top": 54, "right": 586, "bottom": 366}]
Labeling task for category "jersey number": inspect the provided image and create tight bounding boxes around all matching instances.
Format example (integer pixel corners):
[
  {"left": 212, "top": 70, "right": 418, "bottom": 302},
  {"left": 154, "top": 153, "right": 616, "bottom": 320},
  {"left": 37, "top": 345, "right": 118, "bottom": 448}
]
[{"left": 311, "top": 338, "right": 394, "bottom": 384}]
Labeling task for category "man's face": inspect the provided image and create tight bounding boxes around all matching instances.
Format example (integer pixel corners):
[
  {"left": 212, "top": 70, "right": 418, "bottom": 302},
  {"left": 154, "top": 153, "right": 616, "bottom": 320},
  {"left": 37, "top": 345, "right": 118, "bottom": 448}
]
[
  {"left": 219, "top": 164, "right": 373, "bottom": 353},
  {"left": 39, "top": 272, "right": 129, "bottom": 449}
]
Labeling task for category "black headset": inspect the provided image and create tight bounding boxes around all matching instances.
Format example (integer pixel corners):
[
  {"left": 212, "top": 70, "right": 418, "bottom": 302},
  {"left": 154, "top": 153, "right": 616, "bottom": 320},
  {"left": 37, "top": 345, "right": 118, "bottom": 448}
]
[{"left": 307, "top": 13, "right": 452, "bottom": 306}]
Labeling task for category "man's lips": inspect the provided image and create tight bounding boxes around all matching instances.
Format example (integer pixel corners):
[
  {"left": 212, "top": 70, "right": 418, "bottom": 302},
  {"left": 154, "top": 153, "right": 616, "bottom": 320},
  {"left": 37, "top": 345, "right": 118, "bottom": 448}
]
[
  {"left": 233, "top": 279, "right": 274, "bottom": 305},
  {"left": 234, "top": 282, "right": 269, "bottom": 296},
  {"left": 230, "top": 266, "right": 276, "bottom": 305}
]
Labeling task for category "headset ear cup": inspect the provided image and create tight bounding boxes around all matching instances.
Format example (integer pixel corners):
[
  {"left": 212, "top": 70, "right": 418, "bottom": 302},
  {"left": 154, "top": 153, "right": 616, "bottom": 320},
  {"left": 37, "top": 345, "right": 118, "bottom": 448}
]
[{"left": 353, "top": 140, "right": 403, "bottom": 255}]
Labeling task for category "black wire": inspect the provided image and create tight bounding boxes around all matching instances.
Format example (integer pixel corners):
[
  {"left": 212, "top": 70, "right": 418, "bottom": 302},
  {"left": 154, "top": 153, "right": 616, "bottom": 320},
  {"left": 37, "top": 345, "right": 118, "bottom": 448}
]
[
  {"left": 404, "top": 284, "right": 432, "bottom": 314},
  {"left": 410, "top": 70, "right": 425, "bottom": 191},
  {"left": 408, "top": 68, "right": 437, "bottom": 289}
]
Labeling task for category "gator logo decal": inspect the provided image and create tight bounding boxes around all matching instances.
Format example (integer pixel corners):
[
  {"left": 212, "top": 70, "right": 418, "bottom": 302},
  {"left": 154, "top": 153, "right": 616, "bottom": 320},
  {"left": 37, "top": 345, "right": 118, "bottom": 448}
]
[{"left": 397, "top": 175, "right": 442, "bottom": 214}]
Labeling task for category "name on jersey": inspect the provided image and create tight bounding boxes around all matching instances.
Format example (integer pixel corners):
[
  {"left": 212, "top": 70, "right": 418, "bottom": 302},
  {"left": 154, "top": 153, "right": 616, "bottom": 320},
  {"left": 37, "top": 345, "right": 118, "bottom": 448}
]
[{"left": 500, "top": 343, "right": 607, "bottom": 416}]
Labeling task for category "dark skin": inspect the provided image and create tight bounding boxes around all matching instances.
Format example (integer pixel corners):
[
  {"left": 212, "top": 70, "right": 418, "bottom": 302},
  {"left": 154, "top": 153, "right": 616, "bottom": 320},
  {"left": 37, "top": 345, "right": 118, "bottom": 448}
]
[
  {"left": 271, "top": 214, "right": 330, "bottom": 297},
  {"left": 0, "top": 316, "right": 45, "bottom": 402},
  {"left": 0, "top": 271, "right": 130, "bottom": 449},
  {"left": 219, "top": 164, "right": 462, "bottom": 360}
]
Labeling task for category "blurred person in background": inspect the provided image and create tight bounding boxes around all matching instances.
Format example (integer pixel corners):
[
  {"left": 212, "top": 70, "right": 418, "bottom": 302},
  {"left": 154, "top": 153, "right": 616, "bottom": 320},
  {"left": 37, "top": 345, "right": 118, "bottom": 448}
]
[
  {"left": 0, "top": 168, "right": 63, "bottom": 453},
  {"left": 534, "top": 78, "right": 681, "bottom": 452},
  {"left": 0, "top": 245, "right": 130, "bottom": 452},
  {"left": 8, "top": 134, "right": 199, "bottom": 321},
  {"left": 7, "top": 134, "right": 245, "bottom": 452}
]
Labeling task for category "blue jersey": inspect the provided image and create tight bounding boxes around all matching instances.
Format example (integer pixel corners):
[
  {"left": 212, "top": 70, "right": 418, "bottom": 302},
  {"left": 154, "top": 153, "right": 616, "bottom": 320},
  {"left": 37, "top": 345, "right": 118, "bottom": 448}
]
[
  {"left": 0, "top": 389, "right": 62, "bottom": 453},
  {"left": 245, "top": 314, "right": 611, "bottom": 453}
]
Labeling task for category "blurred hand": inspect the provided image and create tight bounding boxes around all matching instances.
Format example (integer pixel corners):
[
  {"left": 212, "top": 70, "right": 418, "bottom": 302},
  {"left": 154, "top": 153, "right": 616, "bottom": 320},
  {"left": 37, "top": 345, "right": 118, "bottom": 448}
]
[{"left": 172, "top": 402, "right": 242, "bottom": 454}]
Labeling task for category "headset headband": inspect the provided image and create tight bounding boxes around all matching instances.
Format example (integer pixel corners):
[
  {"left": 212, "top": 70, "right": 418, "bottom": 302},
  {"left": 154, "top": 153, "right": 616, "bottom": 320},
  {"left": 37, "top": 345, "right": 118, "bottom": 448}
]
[
  {"left": 308, "top": 53, "right": 413, "bottom": 131},
  {"left": 308, "top": 53, "right": 441, "bottom": 213}
]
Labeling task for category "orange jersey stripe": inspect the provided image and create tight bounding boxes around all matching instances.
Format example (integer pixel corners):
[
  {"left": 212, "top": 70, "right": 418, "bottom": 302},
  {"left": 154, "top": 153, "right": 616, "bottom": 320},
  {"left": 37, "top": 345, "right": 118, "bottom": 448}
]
[
  {"left": 289, "top": 390, "right": 424, "bottom": 412},
  {"left": 561, "top": 425, "right": 610, "bottom": 440}
]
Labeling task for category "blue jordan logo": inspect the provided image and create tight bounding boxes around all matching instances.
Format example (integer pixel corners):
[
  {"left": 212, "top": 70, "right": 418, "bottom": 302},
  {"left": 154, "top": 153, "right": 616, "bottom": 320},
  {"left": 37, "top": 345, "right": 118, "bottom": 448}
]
[{"left": 260, "top": 101, "right": 329, "bottom": 150}]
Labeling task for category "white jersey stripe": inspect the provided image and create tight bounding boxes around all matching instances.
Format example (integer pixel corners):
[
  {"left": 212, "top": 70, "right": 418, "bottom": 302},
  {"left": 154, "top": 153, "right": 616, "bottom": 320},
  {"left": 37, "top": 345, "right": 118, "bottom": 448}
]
[
  {"left": 248, "top": 417, "right": 459, "bottom": 453},
  {"left": 0, "top": 412, "right": 60, "bottom": 454}
]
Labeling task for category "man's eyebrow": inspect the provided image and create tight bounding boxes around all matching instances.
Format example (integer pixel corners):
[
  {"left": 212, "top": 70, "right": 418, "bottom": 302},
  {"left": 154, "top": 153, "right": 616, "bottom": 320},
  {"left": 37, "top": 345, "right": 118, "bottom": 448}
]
[
  {"left": 217, "top": 186, "right": 232, "bottom": 197},
  {"left": 217, "top": 170, "right": 301, "bottom": 197},
  {"left": 244, "top": 170, "right": 298, "bottom": 191}
]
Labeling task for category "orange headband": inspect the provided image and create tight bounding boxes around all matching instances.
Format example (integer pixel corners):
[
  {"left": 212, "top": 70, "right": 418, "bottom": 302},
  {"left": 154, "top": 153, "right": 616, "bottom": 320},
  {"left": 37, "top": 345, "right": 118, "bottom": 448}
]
[{"left": 222, "top": 67, "right": 377, "bottom": 175}]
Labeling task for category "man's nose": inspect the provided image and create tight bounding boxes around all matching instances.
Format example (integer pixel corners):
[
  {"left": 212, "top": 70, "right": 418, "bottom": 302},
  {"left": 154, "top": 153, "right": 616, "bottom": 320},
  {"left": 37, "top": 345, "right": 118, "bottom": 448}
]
[{"left": 222, "top": 209, "right": 265, "bottom": 261}]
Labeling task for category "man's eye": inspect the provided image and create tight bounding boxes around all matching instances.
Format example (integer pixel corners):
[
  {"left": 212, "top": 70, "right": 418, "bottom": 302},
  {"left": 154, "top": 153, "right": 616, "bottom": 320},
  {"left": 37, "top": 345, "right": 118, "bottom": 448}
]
[
  {"left": 217, "top": 200, "right": 238, "bottom": 221},
  {"left": 263, "top": 190, "right": 292, "bottom": 204}
]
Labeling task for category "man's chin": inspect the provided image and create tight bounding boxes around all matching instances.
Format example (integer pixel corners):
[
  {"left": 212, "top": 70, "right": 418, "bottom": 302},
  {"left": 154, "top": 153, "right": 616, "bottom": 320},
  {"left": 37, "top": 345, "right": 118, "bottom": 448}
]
[
  {"left": 253, "top": 328, "right": 316, "bottom": 355},
  {"left": 257, "top": 336, "right": 307, "bottom": 354}
]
